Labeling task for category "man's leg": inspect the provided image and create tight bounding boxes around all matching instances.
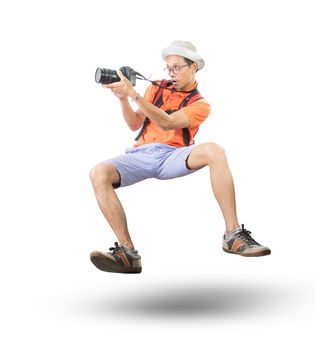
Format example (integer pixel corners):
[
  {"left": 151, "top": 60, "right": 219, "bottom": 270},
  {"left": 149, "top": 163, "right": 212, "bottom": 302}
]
[
  {"left": 89, "top": 163, "right": 134, "bottom": 249},
  {"left": 186, "top": 142, "right": 240, "bottom": 233}
]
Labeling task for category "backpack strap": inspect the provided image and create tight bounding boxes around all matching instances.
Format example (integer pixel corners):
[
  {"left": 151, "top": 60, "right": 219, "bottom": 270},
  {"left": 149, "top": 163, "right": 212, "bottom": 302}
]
[
  {"left": 134, "top": 82, "right": 203, "bottom": 146},
  {"left": 134, "top": 80, "right": 171, "bottom": 141},
  {"left": 180, "top": 89, "right": 202, "bottom": 146}
]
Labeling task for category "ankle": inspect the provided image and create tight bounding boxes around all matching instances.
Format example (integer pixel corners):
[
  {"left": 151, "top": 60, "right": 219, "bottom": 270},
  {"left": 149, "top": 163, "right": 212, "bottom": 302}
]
[
  {"left": 226, "top": 225, "right": 241, "bottom": 235},
  {"left": 120, "top": 241, "right": 134, "bottom": 250}
]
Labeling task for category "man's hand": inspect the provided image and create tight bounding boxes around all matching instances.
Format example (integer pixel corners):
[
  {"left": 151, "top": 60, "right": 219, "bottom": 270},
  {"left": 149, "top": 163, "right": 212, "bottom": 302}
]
[{"left": 102, "top": 69, "right": 136, "bottom": 100}]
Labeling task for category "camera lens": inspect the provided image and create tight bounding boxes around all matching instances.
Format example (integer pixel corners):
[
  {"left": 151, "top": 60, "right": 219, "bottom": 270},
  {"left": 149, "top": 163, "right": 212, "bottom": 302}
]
[
  {"left": 95, "top": 68, "right": 103, "bottom": 83},
  {"left": 95, "top": 68, "right": 120, "bottom": 84}
]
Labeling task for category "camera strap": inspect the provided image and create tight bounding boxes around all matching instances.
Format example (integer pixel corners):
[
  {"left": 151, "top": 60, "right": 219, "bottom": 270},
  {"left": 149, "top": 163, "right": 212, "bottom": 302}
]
[
  {"left": 134, "top": 70, "right": 198, "bottom": 93},
  {"left": 134, "top": 71, "right": 176, "bottom": 91}
]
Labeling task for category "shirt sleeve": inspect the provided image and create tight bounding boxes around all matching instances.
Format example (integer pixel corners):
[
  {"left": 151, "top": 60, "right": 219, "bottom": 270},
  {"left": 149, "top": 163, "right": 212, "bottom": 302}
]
[
  {"left": 181, "top": 99, "right": 211, "bottom": 128},
  {"left": 143, "top": 84, "right": 159, "bottom": 104}
]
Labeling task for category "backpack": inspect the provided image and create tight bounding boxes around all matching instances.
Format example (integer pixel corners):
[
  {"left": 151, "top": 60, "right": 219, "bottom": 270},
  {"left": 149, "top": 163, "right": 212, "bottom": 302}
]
[{"left": 134, "top": 80, "right": 203, "bottom": 146}]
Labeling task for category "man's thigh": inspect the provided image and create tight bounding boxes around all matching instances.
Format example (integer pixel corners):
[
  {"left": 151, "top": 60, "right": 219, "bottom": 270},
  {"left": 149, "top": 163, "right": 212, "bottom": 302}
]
[
  {"left": 157, "top": 145, "right": 205, "bottom": 180},
  {"left": 105, "top": 147, "right": 156, "bottom": 187},
  {"left": 185, "top": 142, "right": 216, "bottom": 170}
]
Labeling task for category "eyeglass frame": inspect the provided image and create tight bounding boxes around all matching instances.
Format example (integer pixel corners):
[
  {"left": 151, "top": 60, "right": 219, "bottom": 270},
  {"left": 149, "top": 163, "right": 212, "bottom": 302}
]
[{"left": 163, "top": 63, "right": 190, "bottom": 75}]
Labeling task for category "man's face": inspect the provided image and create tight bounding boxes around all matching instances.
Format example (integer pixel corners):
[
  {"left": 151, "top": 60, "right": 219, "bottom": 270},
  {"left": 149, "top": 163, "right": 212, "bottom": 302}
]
[{"left": 165, "top": 55, "right": 197, "bottom": 91}]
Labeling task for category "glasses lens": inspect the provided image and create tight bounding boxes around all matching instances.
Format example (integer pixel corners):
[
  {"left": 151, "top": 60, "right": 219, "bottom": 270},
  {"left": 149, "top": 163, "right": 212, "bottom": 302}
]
[
  {"left": 172, "top": 65, "right": 181, "bottom": 74},
  {"left": 164, "top": 65, "right": 179, "bottom": 74}
]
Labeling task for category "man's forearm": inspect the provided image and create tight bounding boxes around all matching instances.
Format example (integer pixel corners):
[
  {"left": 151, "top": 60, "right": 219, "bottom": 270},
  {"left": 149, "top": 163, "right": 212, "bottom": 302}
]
[
  {"left": 131, "top": 93, "right": 171, "bottom": 130},
  {"left": 104, "top": 71, "right": 172, "bottom": 131},
  {"left": 119, "top": 97, "right": 144, "bottom": 131}
]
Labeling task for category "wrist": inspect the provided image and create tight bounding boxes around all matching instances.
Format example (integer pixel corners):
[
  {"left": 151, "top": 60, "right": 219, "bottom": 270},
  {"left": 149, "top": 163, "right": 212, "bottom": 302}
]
[
  {"left": 129, "top": 91, "right": 140, "bottom": 102},
  {"left": 119, "top": 96, "right": 129, "bottom": 103}
]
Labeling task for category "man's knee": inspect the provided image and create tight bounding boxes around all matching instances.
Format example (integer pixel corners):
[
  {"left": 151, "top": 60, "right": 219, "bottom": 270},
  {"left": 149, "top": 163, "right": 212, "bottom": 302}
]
[
  {"left": 202, "top": 142, "right": 227, "bottom": 164},
  {"left": 89, "top": 163, "right": 120, "bottom": 187}
]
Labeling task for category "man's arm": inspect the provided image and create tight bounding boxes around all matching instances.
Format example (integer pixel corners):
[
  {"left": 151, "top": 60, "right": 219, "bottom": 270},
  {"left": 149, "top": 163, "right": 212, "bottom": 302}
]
[
  {"left": 102, "top": 84, "right": 145, "bottom": 131},
  {"left": 131, "top": 94, "right": 190, "bottom": 130},
  {"left": 104, "top": 70, "right": 190, "bottom": 131},
  {"left": 118, "top": 97, "right": 146, "bottom": 131}
]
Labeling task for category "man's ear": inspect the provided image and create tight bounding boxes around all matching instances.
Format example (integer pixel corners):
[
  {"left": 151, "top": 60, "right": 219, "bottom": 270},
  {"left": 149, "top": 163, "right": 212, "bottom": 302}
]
[{"left": 193, "top": 62, "right": 198, "bottom": 72}]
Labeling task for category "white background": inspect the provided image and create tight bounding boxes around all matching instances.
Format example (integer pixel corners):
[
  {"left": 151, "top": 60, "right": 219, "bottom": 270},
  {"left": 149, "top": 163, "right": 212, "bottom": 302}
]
[{"left": 1, "top": 0, "right": 314, "bottom": 349}]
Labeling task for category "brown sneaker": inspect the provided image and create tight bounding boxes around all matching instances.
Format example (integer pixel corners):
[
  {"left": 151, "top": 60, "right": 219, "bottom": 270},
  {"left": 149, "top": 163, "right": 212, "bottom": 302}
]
[
  {"left": 223, "top": 224, "right": 271, "bottom": 257},
  {"left": 90, "top": 242, "right": 142, "bottom": 273}
]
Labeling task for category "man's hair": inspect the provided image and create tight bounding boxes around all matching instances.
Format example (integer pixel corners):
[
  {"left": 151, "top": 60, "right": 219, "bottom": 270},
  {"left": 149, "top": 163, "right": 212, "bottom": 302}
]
[{"left": 183, "top": 57, "right": 195, "bottom": 66}]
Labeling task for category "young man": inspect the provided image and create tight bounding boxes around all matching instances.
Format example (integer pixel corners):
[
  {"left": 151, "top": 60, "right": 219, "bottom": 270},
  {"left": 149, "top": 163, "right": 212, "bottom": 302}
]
[{"left": 90, "top": 41, "right": 271, "bottom": 274}]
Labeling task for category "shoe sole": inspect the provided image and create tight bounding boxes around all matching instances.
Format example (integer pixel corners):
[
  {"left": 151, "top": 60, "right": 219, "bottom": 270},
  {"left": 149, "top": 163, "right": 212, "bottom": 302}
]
[
  {"left": 90, "top": 252, "right": 142, "bottom": 273},
  {"left": 223, "top": 247, "right": 271, "bottom": 257}
]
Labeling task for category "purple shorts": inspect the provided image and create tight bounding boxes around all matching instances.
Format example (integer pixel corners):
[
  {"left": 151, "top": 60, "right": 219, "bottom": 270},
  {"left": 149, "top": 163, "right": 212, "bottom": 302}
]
[{"left": 105, "top": 143, "right": 199, "bottom": 188}]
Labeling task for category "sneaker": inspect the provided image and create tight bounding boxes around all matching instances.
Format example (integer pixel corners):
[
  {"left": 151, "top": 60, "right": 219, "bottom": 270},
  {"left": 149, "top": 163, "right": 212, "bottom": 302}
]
[
  {"left": 223, "top": 224, "right": 271, "bottom": 257},
  {"left": 90, "top": 242, "right": 142, "bottom": 273}
]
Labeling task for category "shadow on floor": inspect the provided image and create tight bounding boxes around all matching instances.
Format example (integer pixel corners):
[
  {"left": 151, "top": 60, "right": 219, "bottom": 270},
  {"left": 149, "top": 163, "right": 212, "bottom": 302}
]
[{"left": 79, "top": 279, "right": 298, "bottom": 319}]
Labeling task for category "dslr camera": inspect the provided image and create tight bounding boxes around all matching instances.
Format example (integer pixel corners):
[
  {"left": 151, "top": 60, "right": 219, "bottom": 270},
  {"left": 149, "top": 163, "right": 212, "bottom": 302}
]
[{"left": 95, "top": 66, "right": 137, "bottom": 86}]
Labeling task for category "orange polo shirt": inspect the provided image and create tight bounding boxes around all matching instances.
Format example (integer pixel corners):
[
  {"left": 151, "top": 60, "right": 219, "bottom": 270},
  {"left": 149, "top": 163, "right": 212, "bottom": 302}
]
[{"left": 134, "top": 82, "right": 211, "bottom": 148}]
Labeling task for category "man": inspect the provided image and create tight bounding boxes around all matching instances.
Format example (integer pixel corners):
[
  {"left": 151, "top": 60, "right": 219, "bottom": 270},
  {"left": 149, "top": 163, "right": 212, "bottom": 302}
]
[{"left": 90, "top": 41, "right": 271, "bottom": 274}]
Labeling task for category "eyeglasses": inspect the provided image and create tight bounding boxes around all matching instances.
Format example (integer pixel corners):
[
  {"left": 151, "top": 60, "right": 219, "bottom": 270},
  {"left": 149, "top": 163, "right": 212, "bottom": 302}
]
[{"left": 163, "top": 64, "right": 189, "bottom": 75}]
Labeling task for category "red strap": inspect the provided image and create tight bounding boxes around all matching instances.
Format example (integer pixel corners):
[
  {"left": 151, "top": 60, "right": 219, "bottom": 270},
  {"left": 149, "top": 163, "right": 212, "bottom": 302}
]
[
  {"left": 152, "top": 79, "right": 170, "bottom": 106},
  {"left": 186, "top": 93, "right": 202, "bottom": 105}
]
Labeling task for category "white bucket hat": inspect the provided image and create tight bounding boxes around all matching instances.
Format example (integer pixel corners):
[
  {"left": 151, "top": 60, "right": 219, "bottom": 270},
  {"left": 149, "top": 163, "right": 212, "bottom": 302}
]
[{"left": 161, "top": 40, "right": 205, "bottom": 71}]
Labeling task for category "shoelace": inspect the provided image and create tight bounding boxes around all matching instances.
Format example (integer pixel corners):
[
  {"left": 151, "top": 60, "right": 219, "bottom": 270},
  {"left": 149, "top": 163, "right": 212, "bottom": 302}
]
[
  {"left": 234, "top": 224, "right": 259, "bottom": 246},
  {"left": 109, "top": 242, "right": 123, "bottom": 254}
]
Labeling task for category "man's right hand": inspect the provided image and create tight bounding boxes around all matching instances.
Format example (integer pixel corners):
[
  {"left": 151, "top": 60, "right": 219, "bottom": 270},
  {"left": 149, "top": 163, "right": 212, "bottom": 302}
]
[{"left": 102, "top": 70, "right": 136, "bottom": 100}]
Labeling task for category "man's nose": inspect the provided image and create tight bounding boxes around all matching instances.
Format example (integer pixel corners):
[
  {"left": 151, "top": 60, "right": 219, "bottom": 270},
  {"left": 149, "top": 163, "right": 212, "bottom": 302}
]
[{"left": 169, "top": 70, "right": 176, "bottom": 78}]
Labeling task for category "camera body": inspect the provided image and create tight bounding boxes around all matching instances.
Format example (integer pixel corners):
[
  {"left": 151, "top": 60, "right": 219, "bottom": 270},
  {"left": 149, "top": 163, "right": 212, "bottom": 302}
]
[{"left": 95, "top": 66, "right": 137, "bottom": 86}]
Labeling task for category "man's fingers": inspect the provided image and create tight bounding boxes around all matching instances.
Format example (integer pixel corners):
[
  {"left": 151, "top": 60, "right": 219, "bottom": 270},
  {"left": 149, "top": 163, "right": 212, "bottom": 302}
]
[
  {"left": 116, "top": 69, "right": 124, "bottom": 80},
  {"left": 102, "top": 81, "right": 120, "bottom": 88}
]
